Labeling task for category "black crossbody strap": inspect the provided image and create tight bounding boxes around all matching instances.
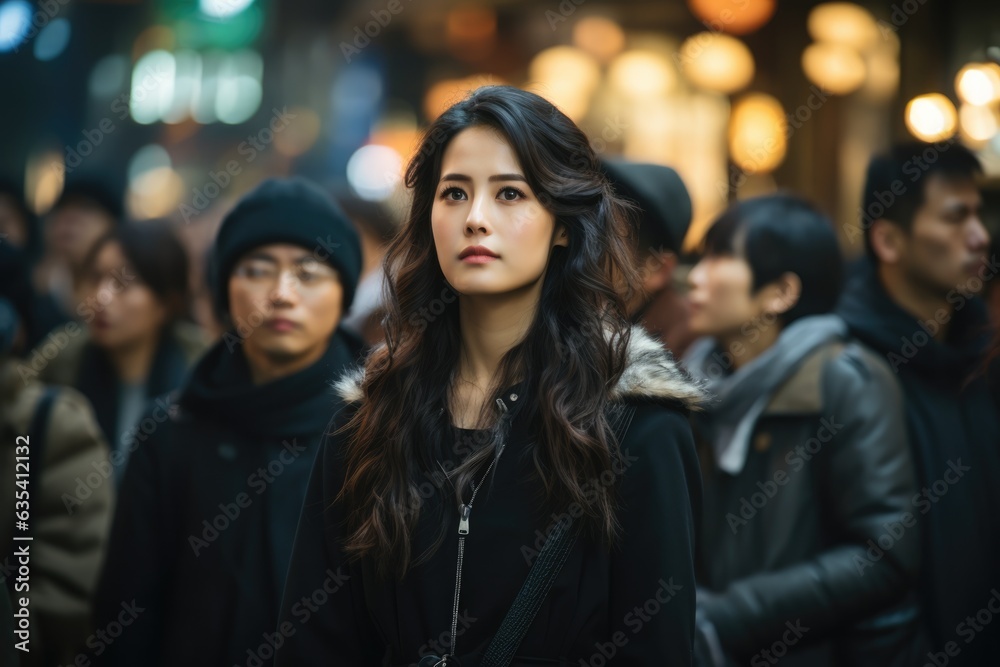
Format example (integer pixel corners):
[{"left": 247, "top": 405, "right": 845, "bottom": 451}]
[{"left": 481, "top": 403, "right": 637, "bottom": 667}]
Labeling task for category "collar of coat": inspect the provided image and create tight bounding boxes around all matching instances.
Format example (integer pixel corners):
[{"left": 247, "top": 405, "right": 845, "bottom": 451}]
[{"left": 332, "top": 324, "right": 706, "bottom": 411}]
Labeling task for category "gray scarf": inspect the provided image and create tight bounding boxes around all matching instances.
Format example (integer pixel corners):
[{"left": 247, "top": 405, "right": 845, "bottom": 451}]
[{"left": 683, "top": 314, "right": 848, "bottom": 474}]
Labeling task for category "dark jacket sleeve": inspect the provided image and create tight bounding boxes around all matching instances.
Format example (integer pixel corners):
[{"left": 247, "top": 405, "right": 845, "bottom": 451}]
[
  {"left": 93, "top": 411, "right": 176, "bottom": 665},
  {"left": 699, "top": 344, "right": 920, "bottom": 655},
  {"left": 607, "top": 402, "right": 700, "bottom": 666},
  {"left": 274, "top": 407, "right": 385, "bottom": 666}
]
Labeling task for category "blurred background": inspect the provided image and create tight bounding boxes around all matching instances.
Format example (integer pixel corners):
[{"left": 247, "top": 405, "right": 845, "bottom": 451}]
[{"left": 2, "top": 0, "right": 1000, "bottom": 291}]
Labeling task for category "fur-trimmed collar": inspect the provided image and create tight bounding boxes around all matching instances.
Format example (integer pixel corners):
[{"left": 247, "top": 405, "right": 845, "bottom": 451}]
[{"left": 332, "top": 324, "right": 705, "bottom": 409}]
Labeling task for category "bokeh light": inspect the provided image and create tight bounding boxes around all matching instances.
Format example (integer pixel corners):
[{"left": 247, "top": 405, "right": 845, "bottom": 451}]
[
  {"left": 802, "top": 42, "right": 866, "bottom": 95},
  {"left": 680, "top": 33, "right": 755, "bottom": 94},
  {"left": 905, "top": 93, "right": 958, "bottom": 142},
  {"left": 729, "top": 93, "right": 787, "bottom": 173}
]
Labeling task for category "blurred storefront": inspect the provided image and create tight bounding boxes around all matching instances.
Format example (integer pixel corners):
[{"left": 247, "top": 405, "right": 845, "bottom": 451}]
[{"left": 2, "top": 0, "right": 999, "bottom": 257}]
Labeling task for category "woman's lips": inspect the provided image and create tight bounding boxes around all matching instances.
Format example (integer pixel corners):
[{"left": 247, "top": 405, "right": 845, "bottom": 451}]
[{"left": 461, "top": 255, "right": 499, "bottom": 264}]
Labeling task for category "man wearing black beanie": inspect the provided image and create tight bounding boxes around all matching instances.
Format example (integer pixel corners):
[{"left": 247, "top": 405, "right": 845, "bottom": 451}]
[{"left": 95, "top": 177, "right": 366, "bottom": 667}]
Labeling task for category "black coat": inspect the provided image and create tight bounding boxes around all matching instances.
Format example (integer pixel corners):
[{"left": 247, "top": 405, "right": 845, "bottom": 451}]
[
  {"left": 837, "top": 260, "right": 1000, "bottom": 666},
  {"left": 93, "top": 329, "right": 364, "bottom": 667},
  {"left": 692, "top": 337, "right": 921, "bottom": 667},
  {"left": 275, "top": 325, "right": 705, "bottom": 666}
]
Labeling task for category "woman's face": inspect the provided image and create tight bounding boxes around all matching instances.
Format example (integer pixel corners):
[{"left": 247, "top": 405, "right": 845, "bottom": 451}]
[
  {"left": 431, "top": 126, "right": 567, "bottom": 297},
  {"left": 83, "top": 241, "right": 170, "bottom": 351}
]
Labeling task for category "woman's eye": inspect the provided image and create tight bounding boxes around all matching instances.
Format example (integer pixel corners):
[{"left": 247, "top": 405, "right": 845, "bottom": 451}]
[
  {"left": 498, "top": 186, "right": 524, "bottom": 201},
  {"left": 441, "top": 187, "right": 466, "bottom": 201}
]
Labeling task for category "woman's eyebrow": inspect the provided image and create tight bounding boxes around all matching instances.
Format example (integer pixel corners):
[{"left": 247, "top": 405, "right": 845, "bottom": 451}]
[{"left": 439, "top": 173, "right": 527, "bottom": 183}]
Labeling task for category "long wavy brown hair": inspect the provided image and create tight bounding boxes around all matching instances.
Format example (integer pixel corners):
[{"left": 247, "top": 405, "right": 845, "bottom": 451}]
[{"left": 338, "top": 85, "right": 643, "bottom": 578}]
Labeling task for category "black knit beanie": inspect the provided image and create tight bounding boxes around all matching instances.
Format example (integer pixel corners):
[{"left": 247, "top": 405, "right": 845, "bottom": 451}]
[
  {"left": 600, "top": 159, "right": 693, "bottom": 255},
  {"left": 210, "top": 177, "right": 362, "bottom": 318}
]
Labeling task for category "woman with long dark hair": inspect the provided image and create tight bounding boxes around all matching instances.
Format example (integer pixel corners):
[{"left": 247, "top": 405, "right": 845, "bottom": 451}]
[{"left": 276, "top": 86, "right": 703, "bottom": 666}]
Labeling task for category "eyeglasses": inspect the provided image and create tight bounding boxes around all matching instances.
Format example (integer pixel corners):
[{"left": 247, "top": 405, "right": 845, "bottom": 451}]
[{"left": 231, "top": 261, "right": 339, "bottom": 291}]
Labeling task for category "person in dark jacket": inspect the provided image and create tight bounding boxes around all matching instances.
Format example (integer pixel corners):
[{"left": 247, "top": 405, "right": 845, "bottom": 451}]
[
  {"left": 837, "top": 142, "right": 1000, "bottom": 666},
  {"left": 35, "top": 220, "right": 208, "bottom": 484},
  {"left": 1, "top": 249, "right": 114, "bottom": 667},
  {"left": 93, "top": 177, "right": 365, "bottom": 667},
  {"left": 0, "top": 179, "right": 72, "bottom": 348},
  {"left": 36, "top": 177, "right": 123, "bottom": 323},
  {"left": 683, "top": 194, "right": 921, "bottom": 667},
  {"left": 601, "top": 158, "right": 698, "bottom": 358},
  {"left": 276, "top": 86, "right": 704, "bottom": 666}
]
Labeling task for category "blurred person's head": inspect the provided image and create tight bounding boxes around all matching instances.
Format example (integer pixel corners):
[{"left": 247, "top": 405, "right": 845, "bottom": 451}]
[
  {"left": 47, "top": 178, "right": 122, "bottom": 270},
  {"left": 335, "top": 188, "right": 398, "bottom": 256},
  {"left": 0, "top": 242, "right": 35, "bottom": 356},
  {"left": 688, "top": 194, "right": 843, "bottom": 342},
  {"left": 80, "top": 220, "right": 189, "bottom": 354},
  {"left": 862, "top": 142, "right": 989, "bottom": 298},
  {"left": 211, "top": 178, "right": 361, "bottom": 382},
  {"left": 600, "top": 159, "right": 692, "bottom": 307},
  {"left": 0, "top": 180, "right": 38, "bottom": 256}
]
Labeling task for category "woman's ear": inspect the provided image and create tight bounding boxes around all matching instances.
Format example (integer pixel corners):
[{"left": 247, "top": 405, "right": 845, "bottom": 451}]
[{"left": 553, "top": 224, "right": 569, "bottom": 248}]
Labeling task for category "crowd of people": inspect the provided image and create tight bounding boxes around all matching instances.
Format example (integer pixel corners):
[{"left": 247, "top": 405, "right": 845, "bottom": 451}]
[{"left": 0, "top": 84, "right": 998, "bottom": 666}]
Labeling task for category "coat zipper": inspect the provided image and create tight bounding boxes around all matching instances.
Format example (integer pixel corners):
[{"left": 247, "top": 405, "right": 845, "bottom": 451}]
[{"left": 440, "top": 396, "right": 509, "bottom": 665}]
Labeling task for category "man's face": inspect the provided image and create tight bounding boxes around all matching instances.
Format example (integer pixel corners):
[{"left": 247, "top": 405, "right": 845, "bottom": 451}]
[
  {"left": 688, "top": 255, "right": 766, "bottom": 339},
  {"left": 901, "top": 175, "right": 990, "bottom": 297},
  {"left": 227, "top": 243, "right": 344, "bottom": 371}
]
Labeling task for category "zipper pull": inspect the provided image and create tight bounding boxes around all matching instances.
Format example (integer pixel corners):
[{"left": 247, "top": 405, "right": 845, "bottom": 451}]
[{"left": 458, "top": 503, "right": 471, "bottom": 535}]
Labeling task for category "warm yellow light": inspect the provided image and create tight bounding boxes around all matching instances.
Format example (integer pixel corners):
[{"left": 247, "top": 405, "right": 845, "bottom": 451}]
[
  {"left": 686, "top": 0, "right": 776, "bottom": 36},
  {"left": 862, "top": 38, "right": 899, "bottom": 102},
  {"left": 609, "top": 49, "right": 677, "bottom": 99},
  {"left": 527, "top": 47, "right": 601, "bottom": 120},
  {"left": 423, "top": 75, "right": 506, "bottom": 122},
  {"left": 807, "top": 3, "right": 880, "bottom": 52},
  {"left": 28, "top": 152, "right": 64, "bottom": 216},
  {"left": 127, "top": 167, "right": 184, "bottom": 220},
  {"left": 572, "top": 16, "right": 625, "bottom": 62},
  {"left": 959, "top": 103, "right": 998, "bottom": 142},
  {"left": 679, "top": 33, "right": 754, "bottom": 94},
  {"left": 530, "top": 46, "right": 601, "bottom": 91},
  {"left": 955, "top": 63, "right": 1000, "bottom": 106},
  {"left": 728, "top": 93, "right": 787, "bottom": 173},
  {"left": 905, "top": 94, "right": 958, "bottom": 142},
  {"left": 802, "top": 42, "right": 866, "bottom": 95}
]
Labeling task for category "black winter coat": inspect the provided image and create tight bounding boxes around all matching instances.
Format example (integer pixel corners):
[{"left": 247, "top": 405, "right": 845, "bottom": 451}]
[
  {"left": 837, "top": 259, "right": 1000, "bottom": 666},
  {"left": 275, "top": 325, "right": 705, "bottom": 666},
  {"left": 692, "top": 338, "right": 921, "bottom": 667},
  {"left": 93, "top": 330, "right": 363, "bottom": 667}
]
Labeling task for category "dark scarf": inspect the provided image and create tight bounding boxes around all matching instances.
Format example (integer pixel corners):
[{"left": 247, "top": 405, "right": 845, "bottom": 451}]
[
  {"left": 837, "top": 257, "right": 993, "bottom": 385},
  {"left": 77, "top": 327, "right": 190, "bottom": 451},
  {"left": 178, "top": 329, "right": 362, "bottom": 440}
]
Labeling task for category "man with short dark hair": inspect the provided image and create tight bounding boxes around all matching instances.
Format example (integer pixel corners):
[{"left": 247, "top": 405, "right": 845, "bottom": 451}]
[
  {"left": 95, "top": 177, "right": 365, "bottom": 666},
  {"left": 838, "top": 141, "right": 1000, "bottom": 666}
]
